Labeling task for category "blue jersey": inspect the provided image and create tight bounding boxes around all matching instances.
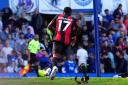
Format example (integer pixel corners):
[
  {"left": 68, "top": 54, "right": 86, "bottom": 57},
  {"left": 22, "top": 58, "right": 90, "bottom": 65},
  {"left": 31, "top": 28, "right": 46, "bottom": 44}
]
[
  {"left": 63, "top": 60, "right": 77, "bottom": 73},
  {"left": 39, "top": 56, "right": 51, "bottom": 69}
]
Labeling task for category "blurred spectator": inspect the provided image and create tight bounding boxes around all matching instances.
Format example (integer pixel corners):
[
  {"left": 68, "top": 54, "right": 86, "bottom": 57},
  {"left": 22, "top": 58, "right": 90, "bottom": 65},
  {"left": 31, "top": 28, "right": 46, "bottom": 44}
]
[
  {"left": 119, "top": 28, "right": 127, "bottom": 39},
  {"left": 101, "top": 53, "right": 113, "bottom": 73},
  {"left": 15, "top": 32, "right": 27, "bottom": 53},
  {"left": 1, "top": 7, "right": 12, "bottom": 28},
  {"left": 2, "top": 40, "right": 13, "bottom": 63},
  {"left": 0, "top": 17, "right": 3, "bottom": 32},
  {"left": 7, "top": 50, "right": 24, "bottom": 73},
  {"left": 62, "top": 54, "right": 77, "bottom": 73},
  {"left": 7, "top": 34, "right": 15, "bottom": 49},
  {"left": 115, "top": 50, "right": 127, "bottom": 73},
  {"left": 82, "top": 35, "right": 88, "bottom": 48},
  {"left": 11, "top": 26, "right": 20, "bottom": 41},
  {"left": 7, "top": 50, "right": 18, "bottom": 73},
  {"left": 113, "top": 4, "right": 123, "bottom": 19},
  {"left": 4, "top": 23, "right": 13, "bottom": 34},
  {"left": 108, "top": 52, "right": 116, "bottom": 72},
  {"left": 78, "top": 13, "right": 86, "bottom": 28},
  {"left": 31, "top": 9, "right": 44, "bottom": 41},
  {"left": 100, "top": 33, "right": 108, "bottom": 43},
  {"left": 114, "top": 37, "right": 126, "bottom": 51},
  {"left": 120, "top": 21, "right": 127, "bottom": 32},
  {"left": 17, "top": 15, "right": 28, "bottom": 31},
  {"left": 101, "top": 40, "right": 110, "bottom": 54},
  {"left": 111, "top": 18, "right": 122, "bottom": 31},
  {"left": 123, "top": 14, "right": 128, "bottom": 31},
  {"left": 0, "top": 44, "right": 6, "bottom": 72},
  {"left": 82, "top": 26, "right": 88, "bottom": 48},
  {"left": 16, "top": 3, "right": 26, "bottom": 18},
  {"left": 87, "top": 53, "right": 95, "bottom": 73},
  {"left": 21, "top": 12, "right": 31, "bottom": 22},
  {"left": 27, "top": 25, "right": 35, "bottom": 35},
  {"left": 17, "top": 52, "right": 24, "bottom": 69},
  {"left": 103, "top": 9, "right": 114, "bottom": 28},
  {"left": 25, "top": 27, "right": 34, "bottom": 40},
  {"left": 0, "top": 27, "right": 9, "bottom": 41},
  {"left": 112, "top": 31, "right": 120, "bottom": 44},
  {"left": 20, "top": 22, "right": 28, "bottom": 34},
  {"left": 108, "top": 33, "right": 114, "bottom": 48},
  {"left": 123, "top": 49, "right": 128, "bottom": 71}
]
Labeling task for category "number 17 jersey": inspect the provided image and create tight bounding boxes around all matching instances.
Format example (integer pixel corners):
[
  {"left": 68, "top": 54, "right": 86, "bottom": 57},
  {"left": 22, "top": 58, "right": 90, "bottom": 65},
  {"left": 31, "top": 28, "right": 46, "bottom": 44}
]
[{"left": 55, "top": 14, "right": 75, "bottom": 45}]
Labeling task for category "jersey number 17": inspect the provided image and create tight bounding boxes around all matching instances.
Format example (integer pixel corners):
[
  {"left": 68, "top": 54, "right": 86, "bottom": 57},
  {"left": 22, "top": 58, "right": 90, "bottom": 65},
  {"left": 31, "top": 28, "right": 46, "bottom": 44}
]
[{"left": 58, "top": 20, "right": 71, "bottom": 31}]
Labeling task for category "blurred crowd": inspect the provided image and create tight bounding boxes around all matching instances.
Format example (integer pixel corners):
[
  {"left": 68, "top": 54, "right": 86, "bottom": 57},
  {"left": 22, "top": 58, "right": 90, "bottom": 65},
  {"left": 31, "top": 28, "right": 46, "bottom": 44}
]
[{"left": 0, "top": 3, "right": 128, "bottom": 74}]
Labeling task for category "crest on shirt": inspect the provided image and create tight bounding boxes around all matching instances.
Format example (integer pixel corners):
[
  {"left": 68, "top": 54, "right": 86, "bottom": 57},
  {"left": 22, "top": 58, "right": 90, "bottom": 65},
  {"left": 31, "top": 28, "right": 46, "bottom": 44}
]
[{"left": 74, "top": 0, "right": 92, "bottom": 6}]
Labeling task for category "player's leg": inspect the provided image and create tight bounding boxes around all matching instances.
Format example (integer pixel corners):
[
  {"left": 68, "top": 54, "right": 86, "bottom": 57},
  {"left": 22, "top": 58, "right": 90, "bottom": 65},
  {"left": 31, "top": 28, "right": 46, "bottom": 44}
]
[
  {"left": 51, "top": 41, "right": 63, "bottom": 65},
  {"left": 38, "top": 67, "right": 52, "bottom": 77},
  {"left": 79, "top": 63, "right": 89, "bottom": 83},
  {"left": 29, "top": 53, "right": 39, "bottom": 77},
  {"left": 50, "top": 66, "right": 58, "bottom": 80},
  {"left": 50, "top": 41, "right": 63, "bottom": 79}
]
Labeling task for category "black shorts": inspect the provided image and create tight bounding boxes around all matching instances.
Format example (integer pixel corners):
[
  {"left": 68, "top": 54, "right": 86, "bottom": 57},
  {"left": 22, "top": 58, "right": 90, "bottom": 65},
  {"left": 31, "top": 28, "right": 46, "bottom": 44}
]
[
  {"left": 29, "top": 53, "right": 38, "bottom": 64},
  {"left": 53, "top": 41, "right": 69, "bottom": 55}
]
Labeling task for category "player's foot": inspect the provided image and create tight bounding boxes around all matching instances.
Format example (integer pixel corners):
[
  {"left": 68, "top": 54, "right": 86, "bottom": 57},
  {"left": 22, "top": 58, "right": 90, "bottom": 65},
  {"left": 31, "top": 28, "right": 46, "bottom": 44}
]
[
  {"left": 83, "top": 75, "right": 89, "bottom": 83},
  {"left": 50, "top": 66, "right": 58, "bottom": 80},
  {"left": 46, "top": 68, "right": 52, "bottom": 76}
]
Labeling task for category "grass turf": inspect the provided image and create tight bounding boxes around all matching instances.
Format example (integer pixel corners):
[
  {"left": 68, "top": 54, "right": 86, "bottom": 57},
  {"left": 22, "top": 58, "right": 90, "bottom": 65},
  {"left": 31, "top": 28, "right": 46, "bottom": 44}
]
[{"left": 0, "top": 77, "right": 128, "bottom": 85}]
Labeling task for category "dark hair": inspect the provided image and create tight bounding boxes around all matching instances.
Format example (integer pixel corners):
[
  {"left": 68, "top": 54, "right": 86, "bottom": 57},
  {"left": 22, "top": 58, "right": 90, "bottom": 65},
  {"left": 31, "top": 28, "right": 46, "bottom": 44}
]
[
  {"left": 104, "top": 9, "right": 109, "bottom": 12},
  {"left": 118, "top": 4, "right": 122, "bottom": 7},
  {"left": 21, "top": 3, "right": 25, "bottom": 6},
  {"left": 64, "top": 7, "right": 72, "bottom": 15}
]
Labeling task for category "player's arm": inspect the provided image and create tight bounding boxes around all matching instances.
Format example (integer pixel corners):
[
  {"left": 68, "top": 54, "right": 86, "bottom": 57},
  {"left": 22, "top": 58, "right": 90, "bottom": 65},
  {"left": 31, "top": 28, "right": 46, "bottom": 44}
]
[
  {"left": 47, "top": 15, "right": 58, "bottom": 29},
  {"left": 47, "top": 15, "right": 58, "bottom": 42}
]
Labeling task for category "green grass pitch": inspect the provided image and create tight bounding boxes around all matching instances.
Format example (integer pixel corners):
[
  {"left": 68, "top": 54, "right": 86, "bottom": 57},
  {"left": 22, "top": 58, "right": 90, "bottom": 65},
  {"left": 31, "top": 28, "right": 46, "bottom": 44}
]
[{"left": 0, "top": 77, "right": 128, "bottom": 85}]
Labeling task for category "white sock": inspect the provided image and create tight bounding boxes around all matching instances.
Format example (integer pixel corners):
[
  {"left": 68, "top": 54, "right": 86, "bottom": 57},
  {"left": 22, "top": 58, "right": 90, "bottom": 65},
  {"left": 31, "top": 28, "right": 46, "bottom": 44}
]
[{"left": 51, "top": 66, "right": 58, "bottom": 75}]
